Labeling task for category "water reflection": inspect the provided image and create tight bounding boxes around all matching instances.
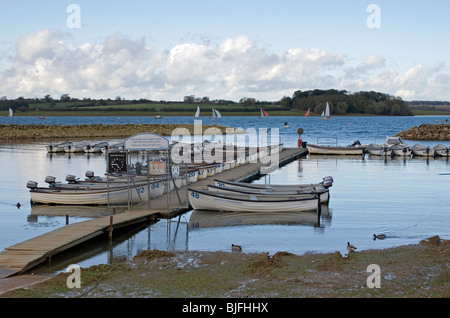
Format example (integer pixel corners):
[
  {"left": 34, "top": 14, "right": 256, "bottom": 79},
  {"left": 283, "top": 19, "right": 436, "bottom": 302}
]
[
  {"left": 189, "top": 207, "right": 331, "bottom": 229},
  {"left": 30, "top": 205, "right": 125, "bottom": 219}
]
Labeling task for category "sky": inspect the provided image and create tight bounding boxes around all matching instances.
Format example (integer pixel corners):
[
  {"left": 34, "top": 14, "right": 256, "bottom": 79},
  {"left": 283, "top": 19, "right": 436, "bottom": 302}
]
[{"left": 0, "top": 0, "right": 449, "bottom": 102}]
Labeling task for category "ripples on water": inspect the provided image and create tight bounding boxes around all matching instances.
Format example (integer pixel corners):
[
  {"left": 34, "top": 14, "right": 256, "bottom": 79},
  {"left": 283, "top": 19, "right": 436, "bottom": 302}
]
[{"left": 0, "top": 115, "right": 449, "bottom": 272}]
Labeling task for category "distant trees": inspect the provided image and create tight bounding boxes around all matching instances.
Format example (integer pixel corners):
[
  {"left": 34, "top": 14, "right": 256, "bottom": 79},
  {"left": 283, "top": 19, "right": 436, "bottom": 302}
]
[
  {"left": 286, "top": 89, "right": 413, "bottom": 116},
  {"left": 0, "top": 90, "right": 417, "bottom": 116}
]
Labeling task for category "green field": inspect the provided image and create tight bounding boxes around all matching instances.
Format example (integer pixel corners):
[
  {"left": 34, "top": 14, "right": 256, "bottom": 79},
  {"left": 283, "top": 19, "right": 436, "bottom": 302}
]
[
  {"left": 3, "top": 102, "right": 306, "bottom": 117},
  {"left": 3, "top": 101, "right": 450, "bottom": 117}
]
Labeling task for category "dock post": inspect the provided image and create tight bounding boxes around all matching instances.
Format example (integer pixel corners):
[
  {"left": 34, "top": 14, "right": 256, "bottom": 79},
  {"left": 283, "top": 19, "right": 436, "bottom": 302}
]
[
  {"left": 108, "top": 209, "right": 115, "bottom": 239},
  {"left": 316, "top": 197, "right": 322, "bottom": 225}
]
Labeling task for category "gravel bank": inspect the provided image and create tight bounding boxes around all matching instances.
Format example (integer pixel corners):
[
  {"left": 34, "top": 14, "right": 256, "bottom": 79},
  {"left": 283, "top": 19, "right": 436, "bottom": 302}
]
[
  {"left": 396, "top": 124, "right": 450, "bottom": 141},
  {"left": 0, "top": 124, "right": 245, "bottom": 140}
]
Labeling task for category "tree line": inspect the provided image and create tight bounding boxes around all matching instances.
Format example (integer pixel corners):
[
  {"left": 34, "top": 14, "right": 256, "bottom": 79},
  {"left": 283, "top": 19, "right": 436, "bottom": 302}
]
[
  {"left": 0, "top": 89, "right": 421, "bottom": 116},
  {"left": 278, "top": 89, "right": 413, "bottom": 116}
]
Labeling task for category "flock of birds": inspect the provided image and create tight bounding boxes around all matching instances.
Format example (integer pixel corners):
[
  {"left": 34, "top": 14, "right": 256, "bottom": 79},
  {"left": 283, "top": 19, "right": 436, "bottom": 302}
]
[{"left": 232, "top": 233, "right": 387, "bottom": 254}]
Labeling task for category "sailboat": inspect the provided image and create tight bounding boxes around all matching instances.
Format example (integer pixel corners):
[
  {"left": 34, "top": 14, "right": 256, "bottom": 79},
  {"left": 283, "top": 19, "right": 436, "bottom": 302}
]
[
  {"left": 320, "top": 102, "right": 331, "bottom": 120},
  {"left": 194, "top": 107, "right": 200, "bottom": 118},
  {"left": 260, "top": 108, "right": 269, "bottom": 118},
  {"left": 211, "top": 108, "right": 221, "bottom": 119},
  {"left": 8, "top": 108, "right": 13, "bottom": 117},
  {"left": 305, "top": 108, "right": 310, "bottom": 118}
]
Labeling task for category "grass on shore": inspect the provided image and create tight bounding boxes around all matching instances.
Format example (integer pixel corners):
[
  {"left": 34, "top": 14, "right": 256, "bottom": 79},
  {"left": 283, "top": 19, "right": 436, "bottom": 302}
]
[{"left": 2, "top": 236, "right": 448, "bottom": 298}]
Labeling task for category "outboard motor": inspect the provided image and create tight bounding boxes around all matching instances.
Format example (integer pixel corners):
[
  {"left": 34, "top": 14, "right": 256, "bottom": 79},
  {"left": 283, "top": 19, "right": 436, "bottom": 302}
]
[
  {"left": 322, "top": 176, "right": 333, "bottom": 188},
  {"left": 85, "top": 170, "right": 96, "bottom": 179},
  {"left": 323, "top": 176, "right": 333, "bottom": 183},
  {"left": 26, "top": 181, "right": 38, "bottom": 189},
  {"left": 65, "top": 174, "right": 78, "bottom": 184},
  {"left": 45, "top": 176, "right": 56, "bottom": 186}
]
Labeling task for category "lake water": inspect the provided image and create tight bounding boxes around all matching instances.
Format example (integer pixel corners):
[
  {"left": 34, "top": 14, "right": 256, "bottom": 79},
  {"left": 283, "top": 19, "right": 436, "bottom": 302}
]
[{"left": 0, "top": 115, "right": 449, "bottom": 273}]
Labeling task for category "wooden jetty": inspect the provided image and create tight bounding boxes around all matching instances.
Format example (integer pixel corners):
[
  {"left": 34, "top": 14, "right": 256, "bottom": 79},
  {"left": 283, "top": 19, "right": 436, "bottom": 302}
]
[
  {"left": 0, "top": 147, "right": 307, "bottom": 292},
  {"left": 0, "top": 210, "right": 159, "bottom": 277}
]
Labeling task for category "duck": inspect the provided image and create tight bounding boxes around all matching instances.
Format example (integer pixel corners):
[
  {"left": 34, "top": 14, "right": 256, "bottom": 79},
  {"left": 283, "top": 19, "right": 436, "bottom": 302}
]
[
  {"left": 231, "top": 244, "right": 242, "bottom": 251},
  {"left": 347, "top": 242, "right": 357, "bottom": 252},
  {"left": 373, "top": 234, "right": 386, "bottom": 240}
]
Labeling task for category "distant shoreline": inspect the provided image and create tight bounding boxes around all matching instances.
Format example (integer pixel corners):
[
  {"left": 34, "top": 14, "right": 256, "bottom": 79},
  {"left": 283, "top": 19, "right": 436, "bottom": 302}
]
[{"left": 0, "top": 123, "right": 246, "bottom": 140}]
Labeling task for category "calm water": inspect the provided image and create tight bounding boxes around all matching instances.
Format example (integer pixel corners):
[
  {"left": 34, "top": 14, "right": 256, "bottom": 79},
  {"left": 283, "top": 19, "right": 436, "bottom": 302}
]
[{"left": 0, "top": 115, "right": 449, "bottom": 273}]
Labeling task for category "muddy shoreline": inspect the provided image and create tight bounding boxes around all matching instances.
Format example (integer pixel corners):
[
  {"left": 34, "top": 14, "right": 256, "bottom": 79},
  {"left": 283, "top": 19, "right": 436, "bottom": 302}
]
[
  {"left": 0, "top": 124, "right": 245, "bottom": 140},
  {"left": 1, "top": 236, "right": 448, "bottom": 298}
]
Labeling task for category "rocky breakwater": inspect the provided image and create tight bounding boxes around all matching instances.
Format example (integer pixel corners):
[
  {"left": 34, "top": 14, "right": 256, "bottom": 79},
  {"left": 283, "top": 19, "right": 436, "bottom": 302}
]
[
  {"left": 396, "top": 124, "right": 450, "bottom": 141},
  {"left": 0, "top": 124, "right": 246, "bottom": 140}
]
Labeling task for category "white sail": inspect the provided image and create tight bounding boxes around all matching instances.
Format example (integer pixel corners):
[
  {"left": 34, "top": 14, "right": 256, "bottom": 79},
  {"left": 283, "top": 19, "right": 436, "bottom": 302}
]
[
  {"left": 214, "top": 109, "right": 221, "bottom": 118},
  {"left": 194, "top": 107, "right": 200, "bottom": 118},
  {"left": 211, "top": 107, "right": 218, "bottom": 119},
  {"left": 325, "top": 102, "right": 330, "bottom": 117},
  {"left": 8, "top": 108, "right": 13, "bottom": 117},
  {"left": 320, "top": 102, "right": 331, "bottom": 120}
]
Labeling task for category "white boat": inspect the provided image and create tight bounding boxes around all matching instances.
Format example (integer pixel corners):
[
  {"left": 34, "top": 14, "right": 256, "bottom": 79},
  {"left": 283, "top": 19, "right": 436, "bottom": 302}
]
[
  {"left": 213, "top": 177, "right": 333, "bottom": 191},
  {"left": 154, "top": 115, "right": 163, "bottom": 119},
  {"left": 188, "top": 171, "right": 198, "bottom": 183},
  {"left": 385, "top": 136, "right": 412, "bottom": 156},
  {"left": 320, "top": 102, "right": 331, "bottom": 120},
  {"left": 83, "top": 142, "right": 109, "bottom": 153},
  {"left": 194, "top": 107, "right": 200, "bottom": 118},
  {"left": 64, "top": 142, "right": 87, "bottom": 153},
  {"left": 433, "top": 144, "right": 450, "bottom": 157},
  {"left": 46, "top": 142, "right": 70, "bottom": 153},
  {"left": 26, "top": 174, "right": 166, "bottom": 204},
  {"left": 206, "top": 184, "right": 329, "bottom": 204},
  {"left": 411, "top": 144, "right": 435, "bottom": 157},
  {"left": 188, "top": 188, "right": 320, "bottom": 212},
  {"left": 8, "top": 108, "right": 13, "bottom": 117},
  {"left": 366, "top": 143, "right": 392, "bottom": 156},
  {"left": 307, "top": 143, "right": 364, "bottom": 155},
  {"left": 27, "top": 183, "right": 150, "bottom": 205},
  {"left": 101, "top": 142, "right": 124, "bottom": 153}
]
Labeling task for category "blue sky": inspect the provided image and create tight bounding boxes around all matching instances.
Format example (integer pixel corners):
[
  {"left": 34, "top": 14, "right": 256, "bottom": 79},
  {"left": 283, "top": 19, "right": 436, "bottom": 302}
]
[{"left": 1, "top": 0, "right": 449, "bottom": 101}]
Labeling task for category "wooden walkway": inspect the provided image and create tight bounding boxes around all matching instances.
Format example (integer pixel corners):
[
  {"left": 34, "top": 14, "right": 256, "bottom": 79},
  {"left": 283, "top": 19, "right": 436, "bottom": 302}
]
[
  {"left": 0, "top": 210, "right": 159, "bottom": 277},
  {"left": 0, "top": 147, "right": 307, "bottom": 285}
]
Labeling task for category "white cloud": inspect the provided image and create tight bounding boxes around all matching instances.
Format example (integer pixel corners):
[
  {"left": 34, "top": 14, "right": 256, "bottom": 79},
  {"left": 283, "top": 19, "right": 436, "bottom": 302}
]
[{"left": 0, "top": 29, "right": 449, "bottom": 101}]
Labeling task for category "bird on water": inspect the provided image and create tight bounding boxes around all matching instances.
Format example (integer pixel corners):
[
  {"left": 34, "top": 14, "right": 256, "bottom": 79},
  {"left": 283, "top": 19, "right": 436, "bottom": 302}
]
[
  {"left": 373, "top": 234, "right": 386, "bottom": 240},
  {"left": 232, "top": 244, "right": 242, "bottom": 251}
]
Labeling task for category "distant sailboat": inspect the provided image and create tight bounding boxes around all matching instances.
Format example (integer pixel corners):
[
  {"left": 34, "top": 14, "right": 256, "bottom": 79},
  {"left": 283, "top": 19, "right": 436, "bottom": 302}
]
[
  {"left": 320, "top": 102, "right": 331, "bottom": 120},
  {"left": 8, "top": 108, "right": 13, "bottom": 117},
  {"left": 305, "top": 108, "right": 310, "bottom": 118},
  {"left": 260, "top": 108, "right": 269, "bottom": 118},
  {"left": 211, "top": 108, "right": 221, "bottom": 119},
  {"left": 194, "top": 107, "right": 200, "bottom": 118}
]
